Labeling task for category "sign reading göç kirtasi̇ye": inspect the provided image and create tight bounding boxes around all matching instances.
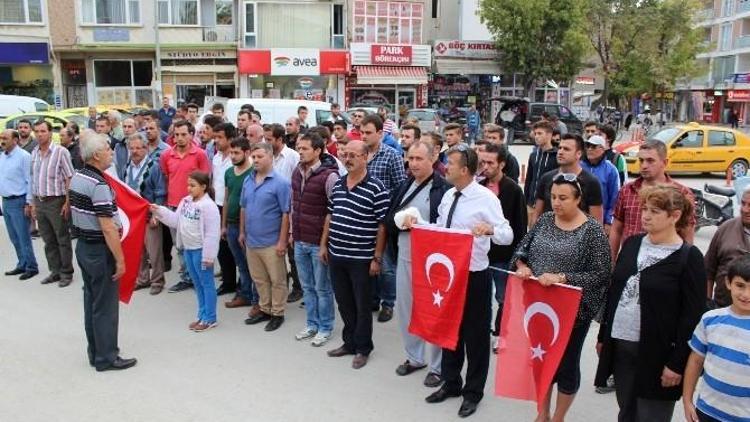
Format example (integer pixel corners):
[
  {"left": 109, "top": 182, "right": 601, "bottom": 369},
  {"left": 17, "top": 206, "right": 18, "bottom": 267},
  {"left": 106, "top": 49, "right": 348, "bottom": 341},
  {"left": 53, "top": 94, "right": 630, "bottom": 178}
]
[{"left": 432, "top": 40, "right": 500, "bottom": 60}]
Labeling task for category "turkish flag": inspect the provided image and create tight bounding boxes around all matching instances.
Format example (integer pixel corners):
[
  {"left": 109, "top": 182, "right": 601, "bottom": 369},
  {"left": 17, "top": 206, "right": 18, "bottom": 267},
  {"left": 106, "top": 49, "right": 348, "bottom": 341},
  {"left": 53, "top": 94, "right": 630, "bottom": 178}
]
[
  {"left": 409, "top": 225, "right": 473, "bottom": 350},
  {"left": 495, "top": 274, "right": 582, "bottom": 410},
  {"left": 102, "top": 173, "right": 150, "bottom": 304}
]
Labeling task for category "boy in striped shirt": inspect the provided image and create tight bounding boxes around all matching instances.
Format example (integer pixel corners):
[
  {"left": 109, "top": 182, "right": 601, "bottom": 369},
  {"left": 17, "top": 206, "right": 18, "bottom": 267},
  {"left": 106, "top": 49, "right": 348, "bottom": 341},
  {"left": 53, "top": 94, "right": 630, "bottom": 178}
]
[{"left": 684, "top": 254, "right": 750, "bottom": 422}]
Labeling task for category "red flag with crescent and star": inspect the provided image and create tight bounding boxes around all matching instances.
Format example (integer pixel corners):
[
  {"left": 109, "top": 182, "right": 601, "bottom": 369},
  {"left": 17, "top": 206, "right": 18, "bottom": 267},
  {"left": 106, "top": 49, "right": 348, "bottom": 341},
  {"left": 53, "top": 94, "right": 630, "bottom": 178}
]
[
  {"left": 102, "top": 172, "right": 149, "bottom": 304},
  {"left": 409, "top": 225, "right": 474, "bottom": 350},
  {"left": 495, "top": 274, "right": 582, "bottom": 410}
]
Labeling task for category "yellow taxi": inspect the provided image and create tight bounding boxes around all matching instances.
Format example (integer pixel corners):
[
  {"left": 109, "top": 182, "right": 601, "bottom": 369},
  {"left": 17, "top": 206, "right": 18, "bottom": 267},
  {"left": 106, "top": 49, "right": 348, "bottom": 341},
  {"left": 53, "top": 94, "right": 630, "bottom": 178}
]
[
  {"left": 0, "top": 111, "right": 89, "bottom": 143},
  {"left": 622, "top": 123, "right": 750, "bottom": 178},
  {"left": 61, "top": 105, "right": 138, "bottom": 118}
]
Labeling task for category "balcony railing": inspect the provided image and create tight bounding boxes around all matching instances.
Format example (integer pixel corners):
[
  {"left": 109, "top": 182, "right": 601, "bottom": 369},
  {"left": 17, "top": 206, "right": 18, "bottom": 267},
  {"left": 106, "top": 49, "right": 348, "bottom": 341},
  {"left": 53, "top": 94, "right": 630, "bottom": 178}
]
[
  {"left": 737, "top": 35, "right": 750, "bottom": 48},
  {"left": 695, "top": 8, "right": 714, "bottom": 20},
  {"left": 202, "top": 26, "right": 237, "bottom": 43}
]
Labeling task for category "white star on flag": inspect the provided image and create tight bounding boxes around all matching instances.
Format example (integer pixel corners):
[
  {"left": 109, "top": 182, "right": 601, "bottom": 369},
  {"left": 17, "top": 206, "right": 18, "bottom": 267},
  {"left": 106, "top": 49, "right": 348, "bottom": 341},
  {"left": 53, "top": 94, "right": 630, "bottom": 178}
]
[
  {"left": 432, "top": 290, "right": 444, "bottom": 307},
  {"left": 530, "top": 344, "right": 547, "bottom": 361}
]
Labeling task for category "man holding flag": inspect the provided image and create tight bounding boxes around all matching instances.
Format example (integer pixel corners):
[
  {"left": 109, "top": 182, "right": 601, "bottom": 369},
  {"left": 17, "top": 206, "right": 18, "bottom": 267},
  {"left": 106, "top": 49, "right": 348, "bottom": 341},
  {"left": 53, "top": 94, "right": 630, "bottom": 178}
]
[
  {"left": 69, "top": 132, "right": 137, "bottom": 372},
  {"left": 405, "top": 144, "right": 513, "bottom": 417}
]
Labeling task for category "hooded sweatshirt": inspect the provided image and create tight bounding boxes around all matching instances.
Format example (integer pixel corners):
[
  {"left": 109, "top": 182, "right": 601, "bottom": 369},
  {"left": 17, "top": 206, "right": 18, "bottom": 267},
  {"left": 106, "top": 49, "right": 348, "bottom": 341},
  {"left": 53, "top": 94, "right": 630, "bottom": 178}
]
[{"left": 523, "top": 146, "right": 558, "bottom": 206}]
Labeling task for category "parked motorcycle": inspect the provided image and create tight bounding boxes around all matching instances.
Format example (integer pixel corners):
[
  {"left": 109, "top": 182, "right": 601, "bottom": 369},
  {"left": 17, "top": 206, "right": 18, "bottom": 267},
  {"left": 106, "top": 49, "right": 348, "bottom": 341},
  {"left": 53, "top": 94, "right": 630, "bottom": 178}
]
[{"left": 692, "top": 183, "right": 735, "bottom": 231}]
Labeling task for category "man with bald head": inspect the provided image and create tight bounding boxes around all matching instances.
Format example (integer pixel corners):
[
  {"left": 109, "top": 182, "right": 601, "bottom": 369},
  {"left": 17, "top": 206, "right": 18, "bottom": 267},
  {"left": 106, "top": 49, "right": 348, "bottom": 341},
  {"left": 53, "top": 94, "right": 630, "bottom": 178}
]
[
  {"left": 246, "top": 124, "right": 264, "bottom": 145},
  {"left": 322, "top": 140, "right": 390, "bottom": 369},
  {"left": 285, "top": 117, "right": 301, "bottom": 149}
]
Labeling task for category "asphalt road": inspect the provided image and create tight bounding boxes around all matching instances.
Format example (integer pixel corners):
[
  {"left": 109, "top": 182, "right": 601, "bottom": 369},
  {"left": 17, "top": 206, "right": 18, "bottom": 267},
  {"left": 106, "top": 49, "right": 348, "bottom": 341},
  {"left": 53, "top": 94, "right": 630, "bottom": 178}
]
[{"left": 0, "top": 144, "right": 727, "bottom": 421}]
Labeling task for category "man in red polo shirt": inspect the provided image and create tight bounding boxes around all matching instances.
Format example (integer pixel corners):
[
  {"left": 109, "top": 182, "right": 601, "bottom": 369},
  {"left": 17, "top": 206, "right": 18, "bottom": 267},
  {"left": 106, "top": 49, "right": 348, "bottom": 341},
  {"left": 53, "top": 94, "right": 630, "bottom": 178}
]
[{"left": 159, "top": 120, "right": 211, "bottom": 293}]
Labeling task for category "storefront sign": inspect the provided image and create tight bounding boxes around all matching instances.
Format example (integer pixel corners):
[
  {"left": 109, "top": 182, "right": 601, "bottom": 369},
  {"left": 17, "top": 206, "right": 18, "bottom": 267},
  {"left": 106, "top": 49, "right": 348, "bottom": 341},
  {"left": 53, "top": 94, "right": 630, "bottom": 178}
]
[
  {"left": 164, "top": 50, "right": 233, "bottom": 59},
  {"left": 575, "top": 76, "right": 595, "bottom": 85},
  {"left": 93, "top": 29, "right": 130, "bottom": 42},
  {"left": 0, "top": 42, "right": 49, "bottom": 65},
  {"left": 238, "top": 50, "right": 349, "bottom": 75},
  {"left": 735, "top": 73, "right": 750, "bottom": 84},
  {"left": 728, "top": 90, "right": 750, "bottom": 102},
  {"left": 371, "top": 45, "right": 413, "bottom": 65},
  {"left": 433, "top": 40, "right": 499, "bottom": 59}
]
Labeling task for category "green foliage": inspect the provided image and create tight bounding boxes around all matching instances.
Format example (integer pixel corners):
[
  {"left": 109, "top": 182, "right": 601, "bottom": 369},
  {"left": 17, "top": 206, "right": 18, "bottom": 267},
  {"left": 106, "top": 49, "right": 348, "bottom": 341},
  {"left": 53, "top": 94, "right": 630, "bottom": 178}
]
[{"left": 479, "top": 0, "right": 589, "bottom": 95}]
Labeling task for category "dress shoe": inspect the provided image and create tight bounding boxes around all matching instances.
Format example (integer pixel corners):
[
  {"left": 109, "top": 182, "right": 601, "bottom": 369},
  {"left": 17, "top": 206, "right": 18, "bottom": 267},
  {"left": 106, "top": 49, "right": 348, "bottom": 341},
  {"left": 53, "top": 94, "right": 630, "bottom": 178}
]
[
  {"left": 286, "top": 289, "right": 303, "bottom": 303},
  {"left": 247, "top": 304, "right": 262, "bottom": 317},
  {"left": 168, "top": 281, "right": 193, "bottom": 293},
  {"left": 327, "top": 345, "right": 355, "bottom": 357},
  {"left": 378, "top": 306, "right": 393, "bottom": 322},
  {"left": 425, "top": 388, "right": 461, "bottom": 404},
  {"left": 264, "top": 316, "right": 284, "bottom": 332},
  {"left": 95, "top": 357, "right": 137, "bottom": 372},
  {"left": 352, "top": 353, "right": 368, "bottom": 369},
  {"left": 164, "top": 260, "right": 172, "bottom": 272},
  {"left": 245, "top": 312, "right": 271, "bottom": 325},
  {"left": 458, "top": 399, "right": 478, "bottom": 418},
  {"left": 149, "top": 284, "right": 163, "bottom": 295},
  {"left": 5, "top": 268, "right": 24, "bottom": 276},
  {"left": 396, "top": 360, "right": 426, "bottom": 376},
  {"left": 371, "top": 303, "right": 380, "bottom": 312},
  {"left": 424, "top": 372, "right": 443, "bottom": 388},
  {"left": 216, "top": 284, "right": 236, "bottom": 296},
  {"left": 40, "top": 274, "right": 60, "bottom": 285},
  {"left": 134, "top": 283, "right": 150, "bottom": 291},
  {"left": 19, "top": 271, "right": 39, "bottom": 281},
  {"left": 225, "top": 296, "right": 251, "bottom": 308},
  {"left": 58, "top": 278, "right": 73, "bottom": 288}
]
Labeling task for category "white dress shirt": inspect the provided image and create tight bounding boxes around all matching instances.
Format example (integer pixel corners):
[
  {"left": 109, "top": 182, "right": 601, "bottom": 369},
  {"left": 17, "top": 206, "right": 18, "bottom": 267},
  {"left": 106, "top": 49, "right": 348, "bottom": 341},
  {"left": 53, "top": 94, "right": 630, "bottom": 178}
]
[
  {"left": 272, "top": 145, "right": 300, "bottom": 180},
  {"left": 436, "top": 180, "right": 513, "bottom": 271},
  {"left": 212, "top": 150, "right": 233, "bottom": 206}
]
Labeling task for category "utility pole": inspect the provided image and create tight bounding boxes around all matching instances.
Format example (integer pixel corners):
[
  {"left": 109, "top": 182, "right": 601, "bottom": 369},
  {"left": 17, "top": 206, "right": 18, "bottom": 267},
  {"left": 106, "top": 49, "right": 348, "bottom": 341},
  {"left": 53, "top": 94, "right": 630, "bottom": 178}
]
[{"left": 153, "top": 0, "right": 162, "bottom": 107}]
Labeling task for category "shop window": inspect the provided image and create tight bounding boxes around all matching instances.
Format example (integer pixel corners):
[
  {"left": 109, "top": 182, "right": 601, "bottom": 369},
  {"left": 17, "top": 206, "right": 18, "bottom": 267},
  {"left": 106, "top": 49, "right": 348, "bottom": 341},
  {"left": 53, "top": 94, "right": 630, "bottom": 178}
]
[
  {"left": 352, "top": 1, "right": 422, "bottom": 44},
  {"left": 158, "top": 0, "right": 198, "bottom": 25},
  {"left": 708, "top": 130, "right": 735, "bottom": 146},
  {"left": 94, "top": 60, "right": 153, "bottom": 106},
  {"left": 0, "top": 0, "right": 43, "bottom": 23},
  {"left": 332, "top": 4, "right": 344, "bottom": 49},
  {"left": 81, "top": 0, "right": 140, "bottom": 25},
  {"left": 243, "top": 2, "right": 256, "bottom": 47},
  {"left": 216, "top": 0, "right": 232, "bottom": 25},
  {"left": 255, "top": 2, "right": 331, "bottom": 48}
]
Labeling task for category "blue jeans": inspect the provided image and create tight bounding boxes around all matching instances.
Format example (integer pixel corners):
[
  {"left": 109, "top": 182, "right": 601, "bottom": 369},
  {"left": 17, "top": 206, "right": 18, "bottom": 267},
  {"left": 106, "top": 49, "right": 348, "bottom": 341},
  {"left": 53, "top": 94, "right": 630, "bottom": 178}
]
[
  {"left": 226, "top": 224, "right": 258, "bottom": 304},
  {"left": 372, "top": 243, "right": 396, "bottom": 308},
  {"left": 294, "top": 241, "right": 334, "bottom": 334},
  {"left": 183, "top": 248, "right": 217, "bottom": 323},
  {"left": 489, "top": 261, "right": 509, "bottom": 335},
  {"left": 2, "top": 196, "right": 38, "bottom": 273}
]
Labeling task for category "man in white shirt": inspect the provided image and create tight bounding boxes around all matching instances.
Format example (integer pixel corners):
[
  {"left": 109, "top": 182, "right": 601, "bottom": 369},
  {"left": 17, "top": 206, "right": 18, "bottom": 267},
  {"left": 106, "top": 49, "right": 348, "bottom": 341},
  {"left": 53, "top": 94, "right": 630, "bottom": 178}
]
[
  {"left": 212, "top": 122, "right": 238, "bottom": 296},
  {"left": 408, "top": 144, "right": 513, "bottom": 418},
  {"left": 265, "top": 123, "right": 300, "bottom": 180}
]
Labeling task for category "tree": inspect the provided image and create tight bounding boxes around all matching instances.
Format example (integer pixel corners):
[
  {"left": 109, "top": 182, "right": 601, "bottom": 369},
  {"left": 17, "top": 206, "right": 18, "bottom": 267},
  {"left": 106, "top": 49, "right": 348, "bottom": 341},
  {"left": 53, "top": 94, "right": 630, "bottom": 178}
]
[{"left": 479, "top": 0, "right": 589, "bottom": 97}]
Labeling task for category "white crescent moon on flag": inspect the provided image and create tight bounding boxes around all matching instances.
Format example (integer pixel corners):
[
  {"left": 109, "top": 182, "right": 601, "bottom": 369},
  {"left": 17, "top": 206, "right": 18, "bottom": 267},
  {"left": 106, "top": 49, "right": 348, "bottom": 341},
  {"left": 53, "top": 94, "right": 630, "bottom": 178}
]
[
  {"left": 523, "top": 302, "right": 560, "bottom": 345},
  {"left": 117, "top": 207, "right": 130, "bottom": 241},
  {"left": 424, "top": 253, "right": 455, "bottom": 292}
]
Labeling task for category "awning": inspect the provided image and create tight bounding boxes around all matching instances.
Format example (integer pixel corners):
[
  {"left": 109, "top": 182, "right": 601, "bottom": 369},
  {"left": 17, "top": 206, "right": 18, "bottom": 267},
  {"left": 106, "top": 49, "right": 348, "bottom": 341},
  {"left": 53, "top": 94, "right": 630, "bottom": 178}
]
[
  {"left": 434, "top": 59, "right": 501, "bottom": 75},
  {"left": 354, "top": 66, "right": 428, "bottom": 85},
  {"left": 160, "top": 65, "right": 237, "bottom": 74}
]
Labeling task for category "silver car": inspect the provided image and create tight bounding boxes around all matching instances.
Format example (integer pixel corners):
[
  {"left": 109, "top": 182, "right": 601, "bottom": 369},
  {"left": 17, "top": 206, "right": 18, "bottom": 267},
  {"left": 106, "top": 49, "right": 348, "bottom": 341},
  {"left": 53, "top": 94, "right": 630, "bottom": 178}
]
[{"left": 406, "top": 108, "right": 446, "bottom": 134}]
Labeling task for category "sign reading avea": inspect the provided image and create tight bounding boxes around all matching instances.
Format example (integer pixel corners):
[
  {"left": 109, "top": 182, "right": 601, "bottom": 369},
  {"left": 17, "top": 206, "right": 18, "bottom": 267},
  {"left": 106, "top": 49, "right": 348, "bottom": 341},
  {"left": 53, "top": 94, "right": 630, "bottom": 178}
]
[
  {"left": 371, "top": 44, "right": 413, "bottom": 65},
  {"left": 270, "top": 48, "right": 320, "bottom": 76},
  {"left": 433, "top": 40, "right": 500, "bottom": 59}
]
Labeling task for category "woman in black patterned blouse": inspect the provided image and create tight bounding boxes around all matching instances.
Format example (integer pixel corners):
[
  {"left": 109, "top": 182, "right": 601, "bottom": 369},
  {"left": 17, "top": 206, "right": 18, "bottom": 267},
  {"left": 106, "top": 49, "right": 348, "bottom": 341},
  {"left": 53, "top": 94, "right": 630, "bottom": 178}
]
[{"left": 511, "top": 173, "right": 611, "bottom": 422}]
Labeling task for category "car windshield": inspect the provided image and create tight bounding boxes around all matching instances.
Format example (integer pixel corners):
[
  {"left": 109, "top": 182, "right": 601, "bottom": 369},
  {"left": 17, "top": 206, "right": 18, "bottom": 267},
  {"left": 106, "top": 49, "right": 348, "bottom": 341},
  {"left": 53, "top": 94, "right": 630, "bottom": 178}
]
[
  {"left": 407, "top": 111, "right": 432, "bottom": 121},
  {"left": 648, "top": 128, "right": 681, "bottom": 144}
]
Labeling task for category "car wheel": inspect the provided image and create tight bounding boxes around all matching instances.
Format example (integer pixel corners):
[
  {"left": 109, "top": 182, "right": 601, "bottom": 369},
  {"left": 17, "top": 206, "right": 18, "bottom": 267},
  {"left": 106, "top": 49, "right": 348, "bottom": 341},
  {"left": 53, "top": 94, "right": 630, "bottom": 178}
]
[{"left": 729, "top": 159, "right": 749, "bottom": 179}]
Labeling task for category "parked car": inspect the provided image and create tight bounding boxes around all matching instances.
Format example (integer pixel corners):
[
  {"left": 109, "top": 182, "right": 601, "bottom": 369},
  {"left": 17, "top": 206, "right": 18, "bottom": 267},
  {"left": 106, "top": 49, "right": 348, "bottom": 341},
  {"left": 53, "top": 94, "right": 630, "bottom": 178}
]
[
  {"left": 0, "top": 111, "right": 89, "bottom": 143},
  {"left": 0, "top": 95, "right": 51, "bottom": 119},
  {"left": 405, "top": 108, "right": 447, "bottom": 134},
  {"left": 621, "top": 123, "right": 750, "bottom": 178},
  {"left": 492, "top": 96, "right": 583, "bottom": 144},
  {"left": 226, "top": 98, "right": 338, "bottom": 128}
]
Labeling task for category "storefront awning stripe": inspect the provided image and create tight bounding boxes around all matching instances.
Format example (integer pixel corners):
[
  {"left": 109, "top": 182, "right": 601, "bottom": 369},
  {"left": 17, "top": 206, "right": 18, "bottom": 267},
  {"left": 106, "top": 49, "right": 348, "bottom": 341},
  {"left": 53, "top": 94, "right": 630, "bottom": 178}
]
[{"left": 354, "top": 66, "right": 428, "bottom": 85}]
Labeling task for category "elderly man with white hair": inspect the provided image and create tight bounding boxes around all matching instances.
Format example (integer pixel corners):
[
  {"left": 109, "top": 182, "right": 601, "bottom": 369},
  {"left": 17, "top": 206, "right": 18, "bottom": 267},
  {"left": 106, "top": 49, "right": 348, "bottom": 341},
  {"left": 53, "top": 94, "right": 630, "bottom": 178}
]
[
  {"left": 108, "top": 110, "right": 124, "bottom": 141},
  {"left": 69, "top": 132, "right": 137, "bottom": 372}
]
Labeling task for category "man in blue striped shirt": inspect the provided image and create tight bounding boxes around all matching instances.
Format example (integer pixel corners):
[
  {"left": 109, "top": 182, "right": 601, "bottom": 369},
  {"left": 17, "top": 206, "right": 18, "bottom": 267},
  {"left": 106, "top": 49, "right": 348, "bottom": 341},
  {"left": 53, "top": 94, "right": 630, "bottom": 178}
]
[
  {"left": 321, "top": 140, "right": 390, "bottom": 370},
  {"left": 684, "top": 254, "right": 750, "bottom": 422}
]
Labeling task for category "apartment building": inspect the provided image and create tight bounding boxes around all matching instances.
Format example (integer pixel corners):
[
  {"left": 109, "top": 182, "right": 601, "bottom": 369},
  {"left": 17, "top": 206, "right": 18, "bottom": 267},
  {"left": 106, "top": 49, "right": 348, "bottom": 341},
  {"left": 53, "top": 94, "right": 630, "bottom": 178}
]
[{"left": 683, "top": 0, "right": 750, "bottom": 124}]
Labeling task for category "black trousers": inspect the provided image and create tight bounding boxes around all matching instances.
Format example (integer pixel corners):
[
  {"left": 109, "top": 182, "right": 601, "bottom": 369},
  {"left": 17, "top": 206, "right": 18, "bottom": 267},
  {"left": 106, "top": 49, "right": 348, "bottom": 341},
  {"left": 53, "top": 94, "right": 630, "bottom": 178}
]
[
  {"left": 441, "top": 270, "right": 492, "bottom": 402},
  {"left": 76, "top": 240, "right": 119, "bottom": 369},
  {"left": 287, "top": 244, "right": 301, "bottom": 292},
  {"left": 216, "top": 206, "right": 237, "bottom": 290},
  {"left": 161, "top": 223, "right": 173, "bottom": 265},
  {"left": 330, "top": 256, "right": 373, "bottom": 355}
]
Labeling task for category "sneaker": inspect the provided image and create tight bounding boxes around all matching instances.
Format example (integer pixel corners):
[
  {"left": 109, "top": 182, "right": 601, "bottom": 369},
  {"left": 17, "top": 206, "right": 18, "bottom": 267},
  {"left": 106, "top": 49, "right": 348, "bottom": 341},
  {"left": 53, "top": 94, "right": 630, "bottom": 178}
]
[
  {"left": 295, "top": 327, "right": 317, "bottom": 341},
  {"left": 168, "top": 281, "right": 193, "bottom": 293},
  {"left": 311, "top": 332, "right": 332, "bottom": 347},
  {"left": 596, "top": 375, "right": 616, "bottom": 394},
  {"left": 492, "top": 336, "right": 499, "bottom": 354},
  {"left": 194, "top": 321, "right": 219, "bottom": 332},
  {"left": 149, "top": 284, "right": 164, "bottom": 295}
]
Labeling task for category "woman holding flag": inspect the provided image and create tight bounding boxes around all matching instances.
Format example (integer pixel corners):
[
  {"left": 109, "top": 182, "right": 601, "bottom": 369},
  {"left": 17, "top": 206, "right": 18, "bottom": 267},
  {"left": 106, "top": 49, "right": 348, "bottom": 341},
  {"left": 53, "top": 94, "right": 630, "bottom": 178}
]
[
  {"left": 595, "top": 185, "right": 705, "bottom": 421},
  {"left": 512, "top": 173, "right": 610, "bottom": 422}
]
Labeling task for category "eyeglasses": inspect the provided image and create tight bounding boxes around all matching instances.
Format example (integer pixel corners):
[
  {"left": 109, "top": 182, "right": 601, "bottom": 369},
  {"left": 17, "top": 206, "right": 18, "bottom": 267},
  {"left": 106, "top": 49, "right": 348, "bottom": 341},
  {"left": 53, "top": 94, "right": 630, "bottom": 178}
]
[
  {"left": 553, "top": 172, "right": 582, "bottom": 192},
  {"left": 584, "top": 143, "right": 601, "bottom": 149}
]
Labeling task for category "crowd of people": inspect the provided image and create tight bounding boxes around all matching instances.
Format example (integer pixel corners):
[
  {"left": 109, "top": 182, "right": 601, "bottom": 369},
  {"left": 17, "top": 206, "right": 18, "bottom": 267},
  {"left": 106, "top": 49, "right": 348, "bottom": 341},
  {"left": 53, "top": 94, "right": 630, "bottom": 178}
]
[{"left": 0, "top": 98, "right": 748, "bottom": 421}]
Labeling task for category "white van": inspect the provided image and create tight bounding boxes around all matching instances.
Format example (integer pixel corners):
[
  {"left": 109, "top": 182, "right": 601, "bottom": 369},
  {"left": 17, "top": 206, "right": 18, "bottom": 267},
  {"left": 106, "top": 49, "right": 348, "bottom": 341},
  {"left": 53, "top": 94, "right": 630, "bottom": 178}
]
[
  {"left": 225, "top": 98, "right": 337, "bottom": 127},
  {"left": 0, "top": 95, "right": 51, "bottom": 118}
]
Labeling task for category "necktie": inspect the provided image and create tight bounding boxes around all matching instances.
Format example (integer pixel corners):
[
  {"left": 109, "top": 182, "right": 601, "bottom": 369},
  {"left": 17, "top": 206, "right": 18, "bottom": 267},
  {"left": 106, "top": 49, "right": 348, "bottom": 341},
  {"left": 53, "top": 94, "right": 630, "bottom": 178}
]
[{"left": 445, "top": 191, "right": 462, "bottom": 229}]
